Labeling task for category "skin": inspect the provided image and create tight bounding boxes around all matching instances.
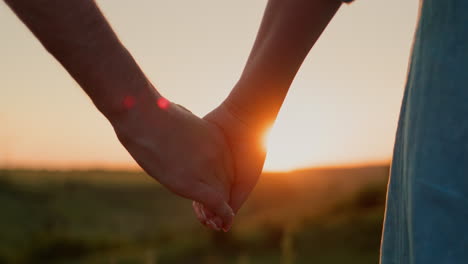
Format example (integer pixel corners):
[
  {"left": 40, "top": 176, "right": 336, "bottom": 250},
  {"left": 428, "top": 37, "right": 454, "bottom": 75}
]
[
  {"left": 4, "top": 0, "right": 344, "bottom": 231},
  {"left": 4, "top": 0, "right": 235, "bottom": 228},
  {"left": 195, "top": 0, "right": 343, "bottom": 230}
]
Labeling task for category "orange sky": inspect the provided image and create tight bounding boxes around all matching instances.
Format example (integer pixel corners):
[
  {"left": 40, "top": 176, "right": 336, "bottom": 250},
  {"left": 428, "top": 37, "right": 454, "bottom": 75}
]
[{"left": 0, "top": 0, "right": 419, "bottom": 171}]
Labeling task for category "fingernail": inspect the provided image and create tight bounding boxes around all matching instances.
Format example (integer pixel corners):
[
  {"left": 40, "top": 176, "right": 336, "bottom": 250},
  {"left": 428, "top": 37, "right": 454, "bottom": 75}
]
[
  {"left": 224, "top": 201, "right": 235, "bottom": 217},
  {"left": 222, "top": 224, "right": 232, "bottom": 232},
  {"left": 222, "top": 217, "right": 233, "bottom": 232},
  {"left": 200, "top": 208, "right": 207, "bottom": 221},
  {"left": 212, "top": 216, "right": 222, "bottom": 229},
  {"left": 207, "top": 220, "right": 220, "bottom": 231}
]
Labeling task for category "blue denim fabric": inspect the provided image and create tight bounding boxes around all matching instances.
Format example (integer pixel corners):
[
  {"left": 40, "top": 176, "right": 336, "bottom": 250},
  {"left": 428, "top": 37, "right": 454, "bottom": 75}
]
[{"left": 381, "top": 0, "right": 468, "bottom": 263}]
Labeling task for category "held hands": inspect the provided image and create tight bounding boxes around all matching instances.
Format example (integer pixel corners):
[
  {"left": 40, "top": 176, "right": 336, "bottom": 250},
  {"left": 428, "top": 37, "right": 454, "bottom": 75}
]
[
  {"left": 110, "top": 87, "right": 266, "bottom": 232},
  {"left": 193, "top": 102, "right": 267, "bottom": 231},
  {"left": 111, "top": 91, "right": 237, "bottom": 230}
]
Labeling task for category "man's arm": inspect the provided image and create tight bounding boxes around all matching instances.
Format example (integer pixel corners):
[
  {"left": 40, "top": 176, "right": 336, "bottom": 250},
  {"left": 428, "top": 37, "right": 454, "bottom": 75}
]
[
  {"left": 4, "top": 0, "right": 237, "bottom": 228},
  {"left": 4, "top": 0, "right": 157, "bottom": 120}
]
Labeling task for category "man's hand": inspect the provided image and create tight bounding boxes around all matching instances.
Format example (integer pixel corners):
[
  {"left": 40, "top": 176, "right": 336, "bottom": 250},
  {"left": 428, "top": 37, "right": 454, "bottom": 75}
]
[
  {"left": 193, "top": 98, "right": 268, "bottom": 231},
  {"left": 111, "top": 91, "right": 236, "bottom": 229}
]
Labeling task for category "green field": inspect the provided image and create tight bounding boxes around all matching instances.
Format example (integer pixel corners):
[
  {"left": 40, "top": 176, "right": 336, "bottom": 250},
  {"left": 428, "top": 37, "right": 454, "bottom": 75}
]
[{"left": 0, "top": 166, "right": 389, "bottom": 264}]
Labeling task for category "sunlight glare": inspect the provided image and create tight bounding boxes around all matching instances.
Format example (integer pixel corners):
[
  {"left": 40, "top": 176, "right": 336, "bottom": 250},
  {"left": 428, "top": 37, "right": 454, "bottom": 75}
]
[{"left": 263, "top": 121, "right": 299, "bottom": 172}]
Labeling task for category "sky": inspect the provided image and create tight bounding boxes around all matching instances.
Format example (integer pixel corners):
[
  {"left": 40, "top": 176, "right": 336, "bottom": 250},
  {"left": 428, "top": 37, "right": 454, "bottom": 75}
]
[{"left": 0, "top": 0, "right": 419, "bottom": 171}]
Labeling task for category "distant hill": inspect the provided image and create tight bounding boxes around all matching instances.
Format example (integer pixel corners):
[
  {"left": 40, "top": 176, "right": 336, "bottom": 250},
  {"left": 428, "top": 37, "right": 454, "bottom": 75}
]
[
  {"left": 1, "top": 164, "right": 389, "bottom": 184},
  {"left": 0, "top": 165, "right": 389, "bottom": 263},
  {"left": 0, "top": 165, "right": 390, "bottom": 219}
]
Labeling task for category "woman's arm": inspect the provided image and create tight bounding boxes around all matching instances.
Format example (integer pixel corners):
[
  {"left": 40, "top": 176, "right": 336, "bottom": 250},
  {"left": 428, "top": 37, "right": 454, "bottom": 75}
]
[
  {"left": 196, "top": 0, "right": 344, "bottom": 230},
  {"left": 225, "top": 0, "right": 343, "bottom": 131}
]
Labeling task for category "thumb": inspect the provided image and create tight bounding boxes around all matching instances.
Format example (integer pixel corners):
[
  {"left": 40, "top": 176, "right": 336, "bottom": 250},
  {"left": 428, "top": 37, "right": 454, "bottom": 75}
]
[
  {"left": 228, "top": 151, "right": 265, "bottom": 213},
  {"left": 229, "top": 181, "right": 258, "bottom": 214}
]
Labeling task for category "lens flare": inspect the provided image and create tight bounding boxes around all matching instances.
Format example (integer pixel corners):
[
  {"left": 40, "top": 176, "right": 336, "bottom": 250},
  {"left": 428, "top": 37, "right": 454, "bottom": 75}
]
[
  {"left": 123, "top": 96, "right": 136, "bottom": 109},
  {"left": 157, "top": 97, "right": 170, "bottom": 110}
]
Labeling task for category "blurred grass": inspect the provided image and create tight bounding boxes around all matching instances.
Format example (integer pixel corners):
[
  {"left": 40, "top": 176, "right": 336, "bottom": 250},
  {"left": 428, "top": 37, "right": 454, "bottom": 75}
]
[{"left": 0, "top": 166, "right": 388, "bottom": 264}]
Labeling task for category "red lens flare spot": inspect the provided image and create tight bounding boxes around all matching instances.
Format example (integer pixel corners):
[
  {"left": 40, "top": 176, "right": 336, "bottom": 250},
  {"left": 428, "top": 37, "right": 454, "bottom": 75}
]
[
  {"left": 123, "top": 96, "right": 136, "bottom": 109},
  {"left": 157, "top": 97, "right": 170, "bottom": 110}
]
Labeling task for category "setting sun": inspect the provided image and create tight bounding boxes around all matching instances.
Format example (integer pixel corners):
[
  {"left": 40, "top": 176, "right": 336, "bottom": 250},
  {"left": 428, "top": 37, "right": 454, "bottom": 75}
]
[
  {"left": 262, "top": 93, "right": 397, "bottom": 172},
  {"left": 0, "top": 0, "right": 418, "bottom": 171},
  {"left": 263, "top": 113, "right": 325, "bottom": 172},
  {"left": 1, "top": 0, "right": 455, "bottom": 262}
]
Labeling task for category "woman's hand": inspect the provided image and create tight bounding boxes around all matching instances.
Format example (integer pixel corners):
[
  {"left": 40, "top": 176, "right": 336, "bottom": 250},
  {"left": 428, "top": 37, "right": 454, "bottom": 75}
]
[
  {"left": 193, "top": 100, "right": 268, "bottom": 231},
  {"left": 111, "top": 92, "right": 236, "bottom": 229}
]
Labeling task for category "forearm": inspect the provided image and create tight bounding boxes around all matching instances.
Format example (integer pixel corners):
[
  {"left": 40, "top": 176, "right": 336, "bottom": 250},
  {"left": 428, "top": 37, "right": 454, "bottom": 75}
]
[
  {"left": 225, "top": 0, "right": 342, "bottom": 130},
  {"left": 4, "top": 0, "right": 158, "bottom": 121}
]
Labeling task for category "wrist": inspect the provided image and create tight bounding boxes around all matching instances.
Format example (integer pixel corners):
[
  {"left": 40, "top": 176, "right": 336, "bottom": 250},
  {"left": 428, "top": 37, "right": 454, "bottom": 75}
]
[
  {"left": 99, "top": 80, "right": 156, "bottom": 123},
  {"left": 73, "top": 45, "right": 162, "bottom": 123},
  {"left": 224, "top": 79, "right": 282, "bottom": 132},
  {"left": 106, "top": 85, "right": 169, "bottom": 130}
]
